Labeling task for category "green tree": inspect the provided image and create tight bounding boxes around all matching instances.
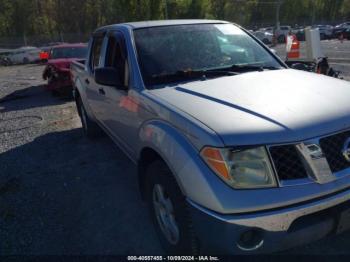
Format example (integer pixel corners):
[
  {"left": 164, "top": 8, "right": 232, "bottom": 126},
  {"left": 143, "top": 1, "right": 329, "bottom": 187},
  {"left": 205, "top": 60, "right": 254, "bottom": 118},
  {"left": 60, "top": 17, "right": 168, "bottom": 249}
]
[{"left": 1, "top": 0, "right": 350, "bottom": 40}]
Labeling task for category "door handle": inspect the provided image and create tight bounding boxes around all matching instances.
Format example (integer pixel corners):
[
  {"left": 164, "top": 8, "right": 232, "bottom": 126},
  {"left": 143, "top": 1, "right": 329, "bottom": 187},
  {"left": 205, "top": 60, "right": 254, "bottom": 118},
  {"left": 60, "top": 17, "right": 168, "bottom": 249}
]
[
  {"left": 85, "top": 78, "right": 90, "bottom": 85},
  {"left": 98, "top": 88, "right": 106, "bottom": 95}
]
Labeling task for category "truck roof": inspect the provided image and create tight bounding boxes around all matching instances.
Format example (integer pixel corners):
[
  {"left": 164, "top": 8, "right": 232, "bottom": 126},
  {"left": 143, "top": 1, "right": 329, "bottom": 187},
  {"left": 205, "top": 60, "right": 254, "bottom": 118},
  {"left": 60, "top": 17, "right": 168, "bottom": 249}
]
[{"left": 94, "top": 19, "right": 229, "bottom": 33}]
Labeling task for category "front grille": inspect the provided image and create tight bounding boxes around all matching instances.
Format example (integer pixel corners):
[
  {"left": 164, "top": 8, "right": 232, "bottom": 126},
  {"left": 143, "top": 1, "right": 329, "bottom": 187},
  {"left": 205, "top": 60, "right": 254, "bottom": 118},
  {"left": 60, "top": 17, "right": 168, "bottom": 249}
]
[
  {"left": 320, "top": 130, "right": 350, "bottom": 173},
  {"left": 269, "top": 145, "right": 308, "bottom": 180},
  {"left": 268, "top": 130, "right": 350, "bottom": 183}
]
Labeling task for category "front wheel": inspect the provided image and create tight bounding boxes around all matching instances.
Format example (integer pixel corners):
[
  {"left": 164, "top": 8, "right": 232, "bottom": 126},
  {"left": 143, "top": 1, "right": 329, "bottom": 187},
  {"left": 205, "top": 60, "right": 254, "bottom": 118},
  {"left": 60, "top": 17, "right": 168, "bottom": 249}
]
[{"left": 146, "top": 160, "right": 199, "bottom": 255}]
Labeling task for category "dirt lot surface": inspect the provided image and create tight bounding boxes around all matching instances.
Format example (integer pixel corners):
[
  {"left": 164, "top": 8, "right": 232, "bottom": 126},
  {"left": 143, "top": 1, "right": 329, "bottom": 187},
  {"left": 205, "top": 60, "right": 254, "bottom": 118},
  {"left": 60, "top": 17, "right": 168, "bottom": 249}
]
[
  {"left": 0, "top": 64, "right": 161, "bottom": 254},
  {"left": 0, "top": 64, "right": 350, "bottom": 255}
]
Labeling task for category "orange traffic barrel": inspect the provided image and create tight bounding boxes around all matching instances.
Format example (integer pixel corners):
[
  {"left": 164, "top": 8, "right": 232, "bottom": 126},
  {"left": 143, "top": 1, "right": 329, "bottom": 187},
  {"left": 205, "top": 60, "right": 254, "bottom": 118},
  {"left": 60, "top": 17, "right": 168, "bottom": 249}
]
[{"left": 286, "top": 35, "right": 300, "bottom": 59}]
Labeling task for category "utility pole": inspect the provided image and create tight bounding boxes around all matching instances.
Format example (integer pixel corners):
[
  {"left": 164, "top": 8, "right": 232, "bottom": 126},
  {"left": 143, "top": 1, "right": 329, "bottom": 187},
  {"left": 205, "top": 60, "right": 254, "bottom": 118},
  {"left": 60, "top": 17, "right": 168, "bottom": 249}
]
[
  {"left": 276, "top": 0, "right": 283, "bottom": 30},
  {"left": 311, "top": 0, "right": 316, "bottom": 25},
  {"left": 164, "top": 0, "right": 168, "bottom": 19},
  {"left": 23, "top": 33, "right": 27, "bottom": 46}
]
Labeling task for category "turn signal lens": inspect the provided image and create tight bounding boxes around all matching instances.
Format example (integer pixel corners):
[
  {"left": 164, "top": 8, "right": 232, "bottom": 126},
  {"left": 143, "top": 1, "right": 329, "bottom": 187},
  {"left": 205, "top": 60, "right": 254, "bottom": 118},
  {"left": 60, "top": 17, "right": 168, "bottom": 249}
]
[{"left": 200, "top": 147, "right": 230, "bottom": 180}]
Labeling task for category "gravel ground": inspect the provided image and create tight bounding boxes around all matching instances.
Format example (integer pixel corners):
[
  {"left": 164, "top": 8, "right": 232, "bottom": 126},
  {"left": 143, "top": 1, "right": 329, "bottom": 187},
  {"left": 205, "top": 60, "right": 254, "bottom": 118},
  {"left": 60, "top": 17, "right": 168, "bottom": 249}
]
[
  {"left": 0, "top": 64, "right": 350, "bottom": 255},
  {"left": 0, "top": 64, "right": 161, "bottom": 255}
]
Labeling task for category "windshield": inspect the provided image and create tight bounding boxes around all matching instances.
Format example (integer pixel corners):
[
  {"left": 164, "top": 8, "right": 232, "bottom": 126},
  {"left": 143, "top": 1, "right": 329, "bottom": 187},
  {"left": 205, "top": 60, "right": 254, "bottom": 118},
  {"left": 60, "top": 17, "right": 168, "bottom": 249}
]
[
  {"left": 134, "top": 24, "right": 282, "bottom": 87},
  {"left": 51, "top": 46, "right": 87, "bottom": 59}
]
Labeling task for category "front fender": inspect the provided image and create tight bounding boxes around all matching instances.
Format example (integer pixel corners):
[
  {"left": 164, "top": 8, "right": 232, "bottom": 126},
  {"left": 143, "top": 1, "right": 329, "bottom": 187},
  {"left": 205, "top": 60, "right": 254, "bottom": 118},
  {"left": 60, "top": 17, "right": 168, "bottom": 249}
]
[{"left": 138, "top": 120, "right": 227, "bottom": 212}]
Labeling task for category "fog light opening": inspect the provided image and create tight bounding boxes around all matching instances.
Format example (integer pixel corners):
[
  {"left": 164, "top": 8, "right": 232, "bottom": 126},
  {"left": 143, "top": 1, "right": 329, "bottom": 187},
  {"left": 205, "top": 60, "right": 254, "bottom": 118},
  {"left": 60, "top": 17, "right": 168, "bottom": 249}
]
[{"left": 237, "top": 229, "right": 264, "bottom": 252}]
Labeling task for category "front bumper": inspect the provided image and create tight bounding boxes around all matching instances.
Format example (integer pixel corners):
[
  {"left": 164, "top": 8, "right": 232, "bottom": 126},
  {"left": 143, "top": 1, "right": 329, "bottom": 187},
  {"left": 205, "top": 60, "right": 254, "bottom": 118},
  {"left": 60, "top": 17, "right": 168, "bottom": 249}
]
[
  {"left": 188, "top": 187, "right": 350, "bottom": 254},
  {"left": 46, "top": 74, "right": 72, "bottom": 91}
]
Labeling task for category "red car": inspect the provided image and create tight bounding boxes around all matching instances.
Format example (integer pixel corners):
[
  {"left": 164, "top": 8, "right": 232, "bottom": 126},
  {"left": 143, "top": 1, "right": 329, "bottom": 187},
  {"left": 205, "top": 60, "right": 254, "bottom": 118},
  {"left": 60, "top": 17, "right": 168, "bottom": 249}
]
[{"left": 43, "top": 43, "right": 87, "bottom": 94}]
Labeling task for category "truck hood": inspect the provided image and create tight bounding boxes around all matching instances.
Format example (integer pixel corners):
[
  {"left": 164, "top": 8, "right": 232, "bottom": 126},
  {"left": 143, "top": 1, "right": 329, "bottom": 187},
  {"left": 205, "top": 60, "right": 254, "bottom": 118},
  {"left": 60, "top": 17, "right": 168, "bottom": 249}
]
[
  {"left": 150, "top": 69, "right": 350, "bottom": 146},
  {"left": 47, "top": 58, "right": 77, "bottom": 70}
]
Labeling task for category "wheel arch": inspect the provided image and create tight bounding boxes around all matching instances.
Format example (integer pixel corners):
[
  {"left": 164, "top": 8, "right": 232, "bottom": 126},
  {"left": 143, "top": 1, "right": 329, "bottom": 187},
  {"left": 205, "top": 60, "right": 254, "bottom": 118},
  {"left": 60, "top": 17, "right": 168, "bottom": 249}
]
[
  {"left": 137, "top": 119, "right": 212, "bottom": 203},
  {"left": 137, "top": 120, "right": 196, "bottom": 199},
  {"left": 136, "top": 117, "right": 230, "bottom": 213}
]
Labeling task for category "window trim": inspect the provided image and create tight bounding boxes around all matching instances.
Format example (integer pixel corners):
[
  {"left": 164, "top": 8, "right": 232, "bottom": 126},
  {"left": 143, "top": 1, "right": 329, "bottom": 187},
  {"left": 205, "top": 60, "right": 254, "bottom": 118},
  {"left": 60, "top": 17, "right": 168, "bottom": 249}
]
[
  {"left": 104, "top": 30, "right": 129, "bottom": 88},
  {"left": 89, "top": 34, "right": 105, "bottom": 72}
]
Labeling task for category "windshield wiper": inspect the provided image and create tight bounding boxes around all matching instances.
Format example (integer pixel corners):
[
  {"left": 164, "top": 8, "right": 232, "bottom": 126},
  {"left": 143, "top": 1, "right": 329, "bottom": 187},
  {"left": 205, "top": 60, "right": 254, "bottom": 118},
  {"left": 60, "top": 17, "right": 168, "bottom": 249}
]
[
  {"left": 148, "top": 69, "right": 236, "bottom": 85},
  {"left": 228, "top": 64, "right": 282, "bottom": 72},
  {"left": 178, "top": 69, "right": 237, "bottom": 77}
]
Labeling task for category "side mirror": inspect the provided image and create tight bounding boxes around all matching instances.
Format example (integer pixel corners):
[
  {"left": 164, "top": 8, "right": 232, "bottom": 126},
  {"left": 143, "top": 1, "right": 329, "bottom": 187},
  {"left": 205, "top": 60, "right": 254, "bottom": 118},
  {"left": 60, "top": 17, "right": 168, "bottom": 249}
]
[{"left": 94, "top": 67, "right": 125, "bottom": 89}]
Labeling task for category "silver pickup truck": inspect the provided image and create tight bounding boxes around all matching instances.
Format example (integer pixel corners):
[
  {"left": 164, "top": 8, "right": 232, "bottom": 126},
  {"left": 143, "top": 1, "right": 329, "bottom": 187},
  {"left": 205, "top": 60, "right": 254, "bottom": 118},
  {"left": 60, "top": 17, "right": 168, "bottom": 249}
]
[{"left": 71, "top": 20, "right": 350, "bottom": 254}]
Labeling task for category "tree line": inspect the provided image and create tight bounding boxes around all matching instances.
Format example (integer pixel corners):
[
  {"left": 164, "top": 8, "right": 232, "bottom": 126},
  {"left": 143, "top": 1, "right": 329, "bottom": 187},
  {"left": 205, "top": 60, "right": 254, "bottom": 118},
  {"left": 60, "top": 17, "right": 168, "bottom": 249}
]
[{"left": 0, "top": 0, "right": 349, "bottom": 38}]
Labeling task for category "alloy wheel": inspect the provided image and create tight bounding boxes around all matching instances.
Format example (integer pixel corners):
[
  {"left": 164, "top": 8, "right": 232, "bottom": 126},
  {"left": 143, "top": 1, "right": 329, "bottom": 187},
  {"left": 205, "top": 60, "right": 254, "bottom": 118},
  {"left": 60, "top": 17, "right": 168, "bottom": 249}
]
[{"left": 152, "top": 184, "right": 180, "bottom": 245}]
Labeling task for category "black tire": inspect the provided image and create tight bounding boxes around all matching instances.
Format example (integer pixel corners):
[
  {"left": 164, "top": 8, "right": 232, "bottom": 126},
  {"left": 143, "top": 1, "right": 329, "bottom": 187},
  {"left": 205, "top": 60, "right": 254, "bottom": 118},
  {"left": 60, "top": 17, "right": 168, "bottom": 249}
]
[
  {"left": 277, "top": 35, "right": 285, "bottom": 43},
  {"left": 77, "top": 97, "right": 103, "bottom": 139},
  {"left": 262, "top": 38, "right": 270, "bottom": 44},
  {"left": 51, "top": 90, "right": 60, "bottom": 97},
  {"left": 146, "top": 160, "right": 199, "bottom": 255},
  {"left": 5, "top": 58, "right": 12, "bottom": 66}
]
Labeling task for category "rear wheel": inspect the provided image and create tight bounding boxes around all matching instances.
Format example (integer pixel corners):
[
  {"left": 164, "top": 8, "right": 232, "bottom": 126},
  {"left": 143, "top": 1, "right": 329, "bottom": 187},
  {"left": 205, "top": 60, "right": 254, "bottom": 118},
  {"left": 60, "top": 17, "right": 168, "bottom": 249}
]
[
  {"left": 77, "top": 97, "right": 103, "bottom": 139},
  {"left": 146, "top": 160, "right": 199, "bottom": 255}
]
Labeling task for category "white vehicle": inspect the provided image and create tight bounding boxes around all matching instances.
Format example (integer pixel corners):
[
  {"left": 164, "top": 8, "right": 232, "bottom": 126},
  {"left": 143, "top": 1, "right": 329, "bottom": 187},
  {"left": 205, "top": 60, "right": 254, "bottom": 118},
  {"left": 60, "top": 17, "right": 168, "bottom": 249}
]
[
  {"left": 260, "top": 26, "right": 273, "bottom": 33},
  {"left": 260, "top": 26, "right": 291, "bottom": 43},
  {"left": 312, "top": 25, "right": 333, "bottom": 39},
  {"left": 5, "top": 47, "right": 41, "bottom": 64},
  {"left": 253, "top": 30, "right": 273, "bottom": 44}
]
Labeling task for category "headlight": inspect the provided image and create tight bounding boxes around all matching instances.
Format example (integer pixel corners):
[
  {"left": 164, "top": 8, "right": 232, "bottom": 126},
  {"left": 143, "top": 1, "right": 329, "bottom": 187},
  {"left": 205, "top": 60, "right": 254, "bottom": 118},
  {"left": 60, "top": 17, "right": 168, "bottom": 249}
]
[{"left": 200, "top": 146, "right": 277, "bottom": 189}]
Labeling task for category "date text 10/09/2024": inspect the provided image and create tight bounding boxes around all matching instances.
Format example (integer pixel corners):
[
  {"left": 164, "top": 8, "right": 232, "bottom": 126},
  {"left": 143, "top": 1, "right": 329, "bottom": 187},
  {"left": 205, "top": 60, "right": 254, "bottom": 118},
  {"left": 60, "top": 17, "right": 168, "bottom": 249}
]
[{"left": 127, "top": 256, "right": 220, "bottom": 261}]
